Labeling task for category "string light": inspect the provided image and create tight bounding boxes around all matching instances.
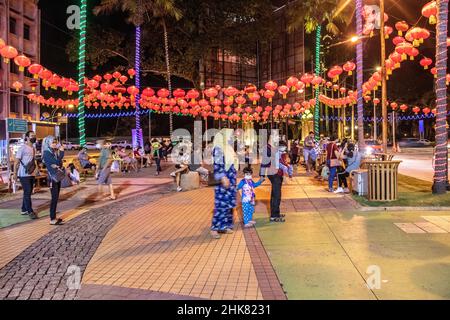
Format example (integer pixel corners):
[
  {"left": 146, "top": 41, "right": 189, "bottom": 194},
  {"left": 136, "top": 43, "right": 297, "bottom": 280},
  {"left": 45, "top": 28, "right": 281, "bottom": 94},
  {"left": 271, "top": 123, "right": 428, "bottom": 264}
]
[
  {"left": 433, "top": 0, "right": 449, "bottom": 191},
  {"left": 77, "top": 0, "right": 87, "bottom": 147},
  {"left": 356, "top": 0, "right": 364, "bottom": 146},
  {"left": 314, "top": 25, "right": 321, "bottom": 141},
  {"left": 134, "top": 25, "right": 142, "bottom": 147}
]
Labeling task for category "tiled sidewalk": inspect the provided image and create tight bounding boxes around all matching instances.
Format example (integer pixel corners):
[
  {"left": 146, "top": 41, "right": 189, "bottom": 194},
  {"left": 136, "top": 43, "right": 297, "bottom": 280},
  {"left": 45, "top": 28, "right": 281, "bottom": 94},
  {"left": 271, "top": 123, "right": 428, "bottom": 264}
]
[
  {"left": 0, "top": 170, "right": 172, "bottom": 270},
  {"left": 81, "top": 188, "right": 285, "bottom": 300}
]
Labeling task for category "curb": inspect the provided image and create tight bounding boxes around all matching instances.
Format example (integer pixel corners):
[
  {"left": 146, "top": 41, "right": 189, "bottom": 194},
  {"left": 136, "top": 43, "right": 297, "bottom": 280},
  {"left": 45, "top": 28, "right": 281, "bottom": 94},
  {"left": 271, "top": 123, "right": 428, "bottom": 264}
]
[{"left": 358, "top": 206, "right": 450, "bottom": 212}]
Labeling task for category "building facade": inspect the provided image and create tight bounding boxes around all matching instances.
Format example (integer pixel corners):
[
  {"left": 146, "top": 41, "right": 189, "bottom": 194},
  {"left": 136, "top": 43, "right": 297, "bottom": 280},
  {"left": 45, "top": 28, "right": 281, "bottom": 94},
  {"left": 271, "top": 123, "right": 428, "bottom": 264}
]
[{"left": 0, "top": 0, "right": 41, "bottom": 124}]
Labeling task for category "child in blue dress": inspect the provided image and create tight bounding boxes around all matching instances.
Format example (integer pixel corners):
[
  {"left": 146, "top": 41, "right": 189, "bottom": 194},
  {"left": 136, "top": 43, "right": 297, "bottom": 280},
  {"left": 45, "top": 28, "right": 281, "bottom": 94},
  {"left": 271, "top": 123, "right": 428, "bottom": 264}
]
[{"left": 237, "top": 167, "right": 265, "bottom": 228}]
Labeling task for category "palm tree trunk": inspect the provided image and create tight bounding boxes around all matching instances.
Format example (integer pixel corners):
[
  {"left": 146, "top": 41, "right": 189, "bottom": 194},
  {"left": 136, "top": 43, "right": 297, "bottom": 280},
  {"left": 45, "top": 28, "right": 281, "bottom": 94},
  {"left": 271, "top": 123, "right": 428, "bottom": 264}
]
[
  {"left": 432, "top": 0, "right": 449, "bottom": 194},
  {"left": 135, "top": 25, "right": 142, "bottom": 147},
  {"left": 162, "top": 19, "right": 173, "bottom": 136},
  {"left": 314, "top": 25, "right": 321, "bottom": 141},
  {"left": 356, "top": 0, "right": 365, "bottom": 148}
]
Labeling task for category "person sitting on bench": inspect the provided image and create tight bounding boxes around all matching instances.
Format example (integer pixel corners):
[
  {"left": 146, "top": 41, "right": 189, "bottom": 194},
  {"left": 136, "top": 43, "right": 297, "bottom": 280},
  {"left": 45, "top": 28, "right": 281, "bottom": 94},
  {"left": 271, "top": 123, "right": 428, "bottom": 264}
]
[{"left": 78, "top": 147, "right": 96, "bottom": 171}]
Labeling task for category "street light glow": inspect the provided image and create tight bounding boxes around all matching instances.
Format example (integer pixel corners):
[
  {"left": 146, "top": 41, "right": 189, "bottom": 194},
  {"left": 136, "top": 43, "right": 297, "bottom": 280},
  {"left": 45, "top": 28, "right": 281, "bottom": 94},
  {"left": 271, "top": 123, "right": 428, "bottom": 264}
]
[{"left": 350, "top": 36, "right": 359, "bottom": 43}]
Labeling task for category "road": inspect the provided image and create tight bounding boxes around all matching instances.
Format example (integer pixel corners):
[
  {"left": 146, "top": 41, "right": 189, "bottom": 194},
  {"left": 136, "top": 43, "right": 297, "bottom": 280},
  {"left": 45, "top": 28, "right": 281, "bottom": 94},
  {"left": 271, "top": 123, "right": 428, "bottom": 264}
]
[{"left": 391, "top": 147, "right": 450, "bottom": 182}]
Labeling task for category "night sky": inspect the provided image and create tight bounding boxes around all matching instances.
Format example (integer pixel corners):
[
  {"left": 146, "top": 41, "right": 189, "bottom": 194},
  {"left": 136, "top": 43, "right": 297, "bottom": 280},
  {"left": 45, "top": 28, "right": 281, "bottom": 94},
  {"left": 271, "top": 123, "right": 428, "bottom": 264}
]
[{"left": 37, "top": 0, "right": 446, "bottom": 140}]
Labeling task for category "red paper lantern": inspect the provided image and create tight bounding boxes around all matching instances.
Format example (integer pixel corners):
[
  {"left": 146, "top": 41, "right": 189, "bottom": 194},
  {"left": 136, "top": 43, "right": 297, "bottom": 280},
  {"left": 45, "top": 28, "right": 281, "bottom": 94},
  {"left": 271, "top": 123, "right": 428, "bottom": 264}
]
[
  {"left": 173, "top": 88, "right": 185, "bottom": 99},
  {"left": 28, "top": 64, "right": 43, "bottom": 79},
  {"left": 104, "top": 73, "right": 113, "bottom": 82},
  {"left": 0, "top": 45, "right": 18, "bottom": 63},
  {"left": 12, "top": 81, "right": 22, "bottom": 92},
  {"left": 264, "top": 90, "right": 275, "bottom": 102},
  {"left": 127, "top": 69, "right": 136, "bottom": 79},
  {"left": 14, "top": 55, "right": 31, "bottom": 71},
  {"left": 395, "top": 21, "right": 409, "bottom": 36},
  {"left": 235, "top": 96, "right": 246, "bottom": 107},
  {"left": 186, "top": 89, "right": 200, "bottom": 102},
  {"left": 412, "top": 106, "right": 421, "bottom": 114},
  {"left": 327, "top": 65, "right": 343, "bottom": 82},
  {"left": 392, "top": 36, "right": 405, "bottom": 46},
  {"left": 157, "top": 88, "right": 170, "bottom": 98},
  {"left": 286, "top": 76, "right": 299, "bottom": 91},
  {"left": 204, "top": 87, "right": 219, "bottom": 101},
  {"left": 224, "top": 86, "right": 239, "bottom": 97},
  {"left": 300, "top": 73, "right": 314, "bottom": 87},
  {"left": 264, "top": 81, "right": 278, "bottom": 92},
  {"left": 423, "top": 107, "right": 431, "bottom": 115},
  {"left": 384, "top": 26, "right": 394, "bottom": 39},
  {"left": 343, "top": 61, "right": 356, "bottom": 75},
  {"left": 277, "top": 85, "right": 289, "bottom": 99},
  {"left": 422, "top": 1, "right": 437, "bottom": 25},
  {"left": 112, "top": 71, "right": 121, "bottom": 80},
  {"left": 420, "top": 57, "right": 432, "bottom": 70}
]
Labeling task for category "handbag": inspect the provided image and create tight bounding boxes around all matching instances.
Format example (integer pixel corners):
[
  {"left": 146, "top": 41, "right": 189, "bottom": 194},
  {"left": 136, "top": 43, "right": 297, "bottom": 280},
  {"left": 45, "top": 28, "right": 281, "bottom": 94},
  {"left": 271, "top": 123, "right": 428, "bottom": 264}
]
[
  {"left": 20, "top": 159, "right": 36, "bottom": 175},
  {"left": 329, "top": 158, "right": 341, "bottom": 167},
  {"left": 208, "top": 172, "right": 222, "bottom": 186},
  {"left": 110, "top": 160, "right": 120, "bottom": 173},
  {"left": 50, "top": 167, "right": 67, "bottom": 182}
]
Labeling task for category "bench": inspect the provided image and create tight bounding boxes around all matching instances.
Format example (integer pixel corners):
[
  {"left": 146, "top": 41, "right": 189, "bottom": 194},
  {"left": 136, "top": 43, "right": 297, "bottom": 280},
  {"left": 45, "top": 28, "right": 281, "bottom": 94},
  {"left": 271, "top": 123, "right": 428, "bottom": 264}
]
[{"left": 72, "top": 158, "right": 95, "bottom": 179}]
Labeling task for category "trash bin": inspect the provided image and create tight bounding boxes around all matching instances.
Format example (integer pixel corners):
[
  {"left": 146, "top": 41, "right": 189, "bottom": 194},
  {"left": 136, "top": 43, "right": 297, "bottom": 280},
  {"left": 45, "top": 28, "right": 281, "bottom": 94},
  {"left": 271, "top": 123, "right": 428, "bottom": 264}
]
[{"left": 365, "top": 160, "right": 402, "bottom": 201}]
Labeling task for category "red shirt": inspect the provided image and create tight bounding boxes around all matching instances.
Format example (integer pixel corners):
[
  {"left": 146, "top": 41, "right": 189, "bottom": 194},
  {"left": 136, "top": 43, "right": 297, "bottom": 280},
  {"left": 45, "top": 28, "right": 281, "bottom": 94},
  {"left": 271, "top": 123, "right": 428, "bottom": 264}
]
[{"left": 326, "top": 143, "right": 338, "bottom": 160}]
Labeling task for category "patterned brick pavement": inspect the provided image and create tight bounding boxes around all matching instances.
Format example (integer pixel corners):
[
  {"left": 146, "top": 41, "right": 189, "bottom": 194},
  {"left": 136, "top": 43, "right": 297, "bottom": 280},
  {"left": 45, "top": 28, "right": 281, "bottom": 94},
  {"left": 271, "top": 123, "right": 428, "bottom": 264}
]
[
  {"left": 0, "top": 186, "right": 171, "bottom": 300},
  {"left": 80, "top": 188, "right": 286, "bottom": 300}
]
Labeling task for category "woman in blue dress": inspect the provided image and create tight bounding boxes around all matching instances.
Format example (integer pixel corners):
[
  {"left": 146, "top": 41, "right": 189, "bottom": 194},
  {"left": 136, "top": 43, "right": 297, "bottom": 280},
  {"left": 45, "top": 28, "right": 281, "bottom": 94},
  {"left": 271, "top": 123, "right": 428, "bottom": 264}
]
[{"left": 210, "top": 129, "right": 239, "bottom": 239}]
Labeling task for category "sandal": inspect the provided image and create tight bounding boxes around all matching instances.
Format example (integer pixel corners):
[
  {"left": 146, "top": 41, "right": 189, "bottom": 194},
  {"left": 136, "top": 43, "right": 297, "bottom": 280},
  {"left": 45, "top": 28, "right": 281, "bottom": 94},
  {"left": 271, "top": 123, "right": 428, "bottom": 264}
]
[
  {"left": 109, "top": 196, "right": 117, "bottom": 200},
  {"left": 210, "top": 230, "right": 220, "bottom": 239}
]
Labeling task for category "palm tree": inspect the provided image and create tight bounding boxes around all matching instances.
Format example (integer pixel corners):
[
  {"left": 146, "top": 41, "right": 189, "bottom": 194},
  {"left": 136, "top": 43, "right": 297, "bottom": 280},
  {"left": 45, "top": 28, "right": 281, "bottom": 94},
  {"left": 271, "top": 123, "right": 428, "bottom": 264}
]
[
  {"left": 94, "top": 0, "right": 182, "bottom": 139},
  {"left": 355, "top": 0, "right": 364, "bottom": 149},
  {"left": 432, "top": 0, "right": 449, "bottom": 194},
  {"left": 288, "top": 0, "right": 354, "bottom": 141}
]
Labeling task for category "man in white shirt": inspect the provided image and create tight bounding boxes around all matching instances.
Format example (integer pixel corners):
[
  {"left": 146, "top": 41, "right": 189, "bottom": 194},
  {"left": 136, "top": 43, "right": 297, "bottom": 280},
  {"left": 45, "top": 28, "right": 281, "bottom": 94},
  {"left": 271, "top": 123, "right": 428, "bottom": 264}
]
[{"left": 13, "top": 131, "right": 38, "bottom": 219}]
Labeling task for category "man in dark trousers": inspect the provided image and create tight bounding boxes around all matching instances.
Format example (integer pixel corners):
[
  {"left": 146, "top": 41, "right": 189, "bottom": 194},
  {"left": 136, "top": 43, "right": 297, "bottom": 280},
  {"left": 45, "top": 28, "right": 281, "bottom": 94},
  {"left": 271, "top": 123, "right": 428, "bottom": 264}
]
[{"left": 260, "top": 135, "right": 286, "bottom": 222}]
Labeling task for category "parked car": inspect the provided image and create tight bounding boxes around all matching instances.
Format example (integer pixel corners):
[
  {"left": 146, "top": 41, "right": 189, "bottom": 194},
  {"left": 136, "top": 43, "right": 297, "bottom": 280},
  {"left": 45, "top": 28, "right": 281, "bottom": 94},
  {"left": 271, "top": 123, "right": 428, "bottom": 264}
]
[
  {"left": 362, "top": 140, "right": 383, "bottom": 156},
  {"left": 112, "top": 140, "right": 133, "bottom": 149},
  {"left": 84, "top": 142, "right": 99, "bottom": 150},
  {"left": 398, "top": 138, "right": 433, "bottom": 148},
  {"left": 62, "top": 141, "right": 81, "bottom": 150}
]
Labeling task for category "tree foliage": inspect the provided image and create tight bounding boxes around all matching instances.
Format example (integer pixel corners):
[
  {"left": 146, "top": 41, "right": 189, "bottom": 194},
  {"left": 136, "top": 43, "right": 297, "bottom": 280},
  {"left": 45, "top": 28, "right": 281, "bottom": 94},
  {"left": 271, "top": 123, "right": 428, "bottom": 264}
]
[
  {"left": 287, "top": 0, "right": 354, "bottom": 35},
  {"left": 66, "top": 0, "right": 275, "bottom": 86}
]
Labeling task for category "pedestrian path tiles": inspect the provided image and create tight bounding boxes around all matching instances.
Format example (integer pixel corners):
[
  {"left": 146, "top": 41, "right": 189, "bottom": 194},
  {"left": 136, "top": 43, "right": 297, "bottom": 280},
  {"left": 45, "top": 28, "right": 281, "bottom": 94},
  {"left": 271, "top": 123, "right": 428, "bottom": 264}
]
[
  {"left": 81, "top": 188, "right": 285, "bottom": 300},
  {"left": 395, "top": 216, "right": 450, "bottom": 234}
]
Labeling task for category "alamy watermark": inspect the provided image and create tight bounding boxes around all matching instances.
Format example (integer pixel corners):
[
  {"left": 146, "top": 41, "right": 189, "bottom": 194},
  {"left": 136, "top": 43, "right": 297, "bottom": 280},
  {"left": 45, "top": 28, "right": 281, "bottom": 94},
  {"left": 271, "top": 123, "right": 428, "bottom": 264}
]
[{"left": 66, "top": 265, "right": 81, "bottom": 290}]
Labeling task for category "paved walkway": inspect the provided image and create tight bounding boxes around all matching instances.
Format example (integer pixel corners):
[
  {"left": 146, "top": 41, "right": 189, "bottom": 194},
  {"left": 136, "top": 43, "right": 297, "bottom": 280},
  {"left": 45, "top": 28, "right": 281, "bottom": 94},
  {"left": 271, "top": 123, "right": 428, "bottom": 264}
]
[
  {"left": 1, "top": 163, "right": 450, "bottom": 300},
  {"left": 253, "top": 171, "right": 450, "bottom": 300}
]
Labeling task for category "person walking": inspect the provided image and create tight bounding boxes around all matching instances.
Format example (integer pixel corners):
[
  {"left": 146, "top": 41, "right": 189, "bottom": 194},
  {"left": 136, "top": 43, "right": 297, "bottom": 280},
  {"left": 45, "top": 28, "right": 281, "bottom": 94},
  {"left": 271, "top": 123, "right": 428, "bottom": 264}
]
[
  {"left": 326, "top": 135, "right": 340, "bottom": 192},
  {"left": 303, "top": 132, "right": 315, "bottom": 174},
  {"left": 97, "top": 141, "right": 116, "bottom": 200},
  {"left": 151, "top": 139, "right": 163, "bottom": 175},
  {"left": 290, "top": 140, "right": 299, "bottom": 165},
  {"left": 260, "top": 136, "right": 286, "bottom": 222},
  {"left": 237, "top": 167, "right": 264, "bottom": 228},
  {"left": 13, "top": 130, "right": 38, "bottom": 219},
  {"left": 42, "top": 136, "right": 65, "bottom": 225},
  {"left": 210, "top": 129, "right": 239, "bottom": 239}
]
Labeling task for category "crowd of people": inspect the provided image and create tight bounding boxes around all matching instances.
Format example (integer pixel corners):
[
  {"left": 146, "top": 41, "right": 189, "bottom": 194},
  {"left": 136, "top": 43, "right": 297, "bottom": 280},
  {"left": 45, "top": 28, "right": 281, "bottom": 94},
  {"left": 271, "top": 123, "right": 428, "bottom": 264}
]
[{"left": 11, "top": 129, "right": 362, "bottom": 234}]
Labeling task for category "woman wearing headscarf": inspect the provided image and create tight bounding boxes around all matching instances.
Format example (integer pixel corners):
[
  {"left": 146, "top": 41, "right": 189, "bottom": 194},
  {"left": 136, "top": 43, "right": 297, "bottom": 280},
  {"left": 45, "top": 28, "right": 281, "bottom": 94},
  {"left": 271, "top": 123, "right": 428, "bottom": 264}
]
[
  {"left": 97, "top": 141, "right": 116, "bottom": 200},
  {"left": 210, "top": 129, "right": 239, "bottom": 239},
  {"left": 42, "top": 136, "right": 65, "bottom": 225}
]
